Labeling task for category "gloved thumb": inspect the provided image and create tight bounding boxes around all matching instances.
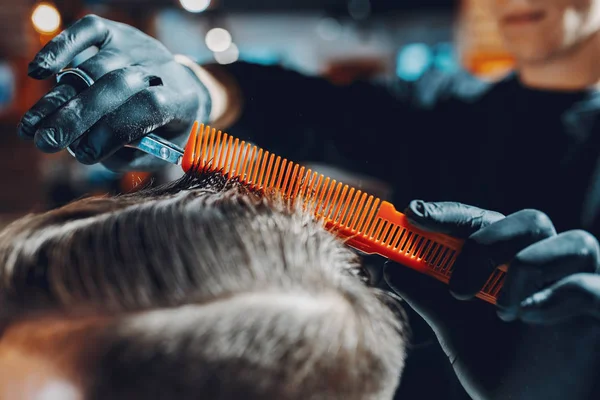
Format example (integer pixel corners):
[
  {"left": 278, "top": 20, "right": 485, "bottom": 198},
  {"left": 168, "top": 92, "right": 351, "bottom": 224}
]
[{"left": 405, "top": 200, "right": 505, "bottom": 238}]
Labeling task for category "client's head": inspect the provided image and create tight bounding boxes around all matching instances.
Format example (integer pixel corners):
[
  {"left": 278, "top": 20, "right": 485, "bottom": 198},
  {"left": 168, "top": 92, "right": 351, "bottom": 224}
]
[{"left": 0, "top": 169, "right": 406, "bottom": 400}]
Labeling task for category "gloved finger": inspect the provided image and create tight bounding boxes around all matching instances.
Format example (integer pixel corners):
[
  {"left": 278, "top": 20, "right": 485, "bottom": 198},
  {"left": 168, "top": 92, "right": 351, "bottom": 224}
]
[
  {"left": 76, "top": 47, "right": 131, "bottom": 80},
  {"left": 28, "top": 15, "right": 112, "bottom": 79},
  {"left": 405, "top": 200, "right": 505, "bottom": 238},
  {"left": 450, "top": 209, "right": 557, "bottom": 300},
  {"left": 33, "top": 66, "right": 156, "bottom": 153},
  {"left": 18, "top": 84, "right": 78, "bottom": 139},
  {"left": 497, "top": 230, "right": 600, "bottom": 322},
  {"left": 519, "top": 273, "right": 600, "bottom": 324},
  {"left": 73, "top": 86, "right": 198, "bottom": 164}
]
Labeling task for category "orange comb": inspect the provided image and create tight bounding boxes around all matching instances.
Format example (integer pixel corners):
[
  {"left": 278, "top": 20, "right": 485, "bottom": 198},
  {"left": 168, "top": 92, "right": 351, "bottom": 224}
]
[{"left": 182, "top": 122, "right": 506, "bottom": 304}]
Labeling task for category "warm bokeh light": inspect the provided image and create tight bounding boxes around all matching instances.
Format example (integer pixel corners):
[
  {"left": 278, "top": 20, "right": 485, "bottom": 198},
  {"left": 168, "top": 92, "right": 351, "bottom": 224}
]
[
  {"left": 205, "top": 28, "right": 232, "bottom": 53},
  {"left": 214, "top": 43, "right": 239, "bottom": 65},
  {"left": 31, "top": 3, "right": 61, "bottom": 34},
  {"left": 179, "top": 0, "right": 211, "bottom": 13}
]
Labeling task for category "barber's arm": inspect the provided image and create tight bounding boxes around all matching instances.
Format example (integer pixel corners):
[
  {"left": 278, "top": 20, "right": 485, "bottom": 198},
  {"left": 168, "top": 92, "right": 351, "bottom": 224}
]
[
  {"left": 385, "top": 201, "right": 600, "bottom": 400},
  {"left": 19, "top": 15, "right": 434, "bottom": 176}
]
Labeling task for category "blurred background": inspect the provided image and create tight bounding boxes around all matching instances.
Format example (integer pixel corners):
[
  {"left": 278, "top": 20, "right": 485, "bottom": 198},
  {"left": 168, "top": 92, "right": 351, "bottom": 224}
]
[{"left": 0, "top": 0, "right": 516, "bottom": 225}]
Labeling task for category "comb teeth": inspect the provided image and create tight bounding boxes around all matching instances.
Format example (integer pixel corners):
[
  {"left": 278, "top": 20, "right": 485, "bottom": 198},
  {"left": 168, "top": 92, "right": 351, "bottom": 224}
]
[
  {"left": 184, "top": 123, "right": 384, "bottom": 233},
  {"left": 182, "top": 123, "right": 504, "bottom": 305},
  {"left": 184, "top": 123, "right": 328, "bottom": 206}
]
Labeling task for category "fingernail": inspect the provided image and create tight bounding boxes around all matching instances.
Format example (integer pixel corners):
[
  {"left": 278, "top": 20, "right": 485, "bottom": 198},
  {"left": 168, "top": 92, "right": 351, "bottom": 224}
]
[
  {"left": 408, "top": 200, "right": 426, "bottom": 217},
  {"left": 496, "top": 304, "right": 517, "bottom": 322},
  {"left": 520, "top": 291, "right": 549, "bottom": 308},
  {"left": 449, "top": 289, "right": 473, "bottom": 301},
  {"left": 415, "top": 200, "right": 425, "bottom": 212},
  {"left": 27, "top": 62, "right": 40, "bottom": 74},
  {"left": 75, "top": 146, "right": 96, "bottom": 164},
  {"left": 27, "top": 63, "right": 50, "bottom": 79},
  {"left": 497, "top": 311, "right": 512, "bottom": 322},
  {"left": 520, "top": 297, "right": 535, "bottom": 308},
  {"left": 17, "top": 122, "right": 33, "bottom": 139},
  {"left": 34, "top": 128, "right": 59, "bottom": 151}
]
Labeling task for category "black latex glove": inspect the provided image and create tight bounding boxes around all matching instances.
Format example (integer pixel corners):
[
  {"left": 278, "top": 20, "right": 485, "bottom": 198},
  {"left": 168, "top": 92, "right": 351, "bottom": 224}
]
[
  {"left": 384, "top": 201, "right": 600, "bottom": 400},
  {"left": 18, "top": 15, "right": 211, "bottom": 171}
]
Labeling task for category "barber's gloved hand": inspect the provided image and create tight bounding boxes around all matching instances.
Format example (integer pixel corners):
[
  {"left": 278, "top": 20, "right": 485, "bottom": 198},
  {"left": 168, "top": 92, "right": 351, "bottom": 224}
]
[
  {"left": 18, "top": 15, "right": 210, "bottom": 171},
  {"left": 384, "top": 201, "right": 600, "bottom": 400}
]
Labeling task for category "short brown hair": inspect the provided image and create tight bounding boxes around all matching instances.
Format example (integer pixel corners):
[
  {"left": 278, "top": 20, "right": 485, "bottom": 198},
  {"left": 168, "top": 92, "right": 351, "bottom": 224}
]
[{"left": 0, "top": 170, "right": 406, "bottom": 399}]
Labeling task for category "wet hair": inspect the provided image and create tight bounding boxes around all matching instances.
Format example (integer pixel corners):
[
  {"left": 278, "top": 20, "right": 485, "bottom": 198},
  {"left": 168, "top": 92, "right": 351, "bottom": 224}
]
[{"left": 0, "top": 169, "right": 406, "bottom": 400}]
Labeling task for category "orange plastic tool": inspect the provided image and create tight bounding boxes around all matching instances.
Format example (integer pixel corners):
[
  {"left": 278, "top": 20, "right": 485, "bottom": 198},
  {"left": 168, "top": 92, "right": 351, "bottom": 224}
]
[{"left": 182, "top": 122, "right": 506, "bottom": 304}]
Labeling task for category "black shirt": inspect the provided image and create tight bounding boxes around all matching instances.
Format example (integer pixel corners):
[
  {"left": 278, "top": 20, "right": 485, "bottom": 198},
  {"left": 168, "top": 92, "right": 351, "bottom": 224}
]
[
  {"left": 222, "top": 62, "right": 600, "bottom": 399},
  {"left": 492, "top": 81, "right": 588, "bottom": 230},
  {"left": 223, "top": 63, "right": 600, "bottom": 235}
]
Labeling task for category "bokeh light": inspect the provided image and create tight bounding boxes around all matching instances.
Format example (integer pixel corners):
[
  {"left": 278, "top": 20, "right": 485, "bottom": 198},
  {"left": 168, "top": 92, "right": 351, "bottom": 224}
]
[
  {"left": 214, "top": 43, "right": 239, "bottom": 65},
  {"left": 31, "top": 3, "right": 61, "bottom": 34},
  {"left": 205, "top": 28, "right": 232, "bottom": 53},
  {"left": 179, "top": 0, "right": 211, "bottom": 13}
]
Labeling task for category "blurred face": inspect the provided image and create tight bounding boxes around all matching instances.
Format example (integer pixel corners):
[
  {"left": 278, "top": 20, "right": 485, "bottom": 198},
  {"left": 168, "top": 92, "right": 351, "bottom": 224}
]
[{"left": 488, "top": 0, "right": 600, "bottom": 64}]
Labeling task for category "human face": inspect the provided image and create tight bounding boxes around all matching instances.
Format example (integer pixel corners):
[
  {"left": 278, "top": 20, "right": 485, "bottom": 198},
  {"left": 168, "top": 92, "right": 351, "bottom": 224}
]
[{"left": 487, "top": 0, "right": 600, "bottom": 64}]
